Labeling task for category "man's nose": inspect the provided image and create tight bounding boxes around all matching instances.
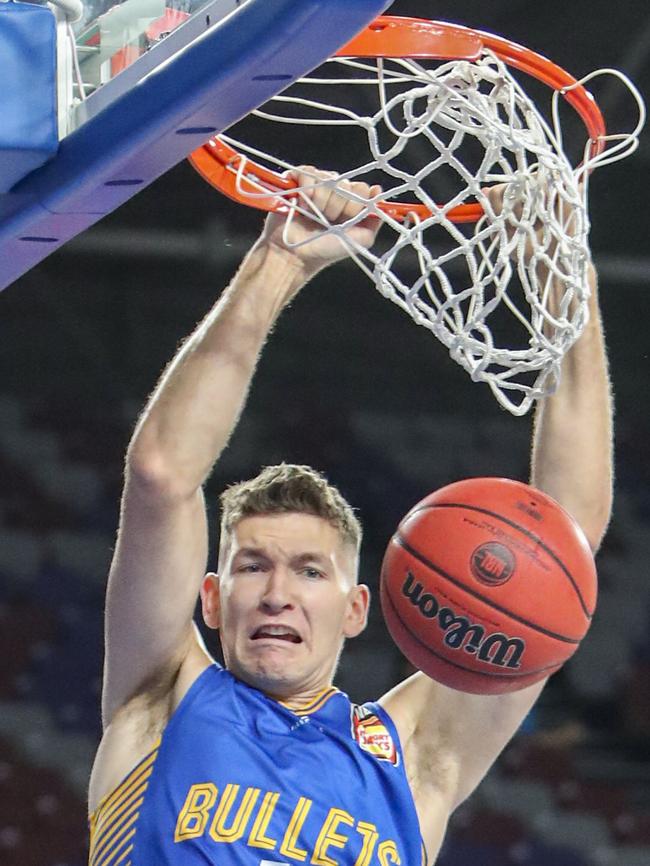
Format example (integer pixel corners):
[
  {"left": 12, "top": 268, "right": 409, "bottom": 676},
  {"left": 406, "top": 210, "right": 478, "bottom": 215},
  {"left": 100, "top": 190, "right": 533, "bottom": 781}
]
[{"left": 260, "top": 568, "right": 295, "bottom": 612}]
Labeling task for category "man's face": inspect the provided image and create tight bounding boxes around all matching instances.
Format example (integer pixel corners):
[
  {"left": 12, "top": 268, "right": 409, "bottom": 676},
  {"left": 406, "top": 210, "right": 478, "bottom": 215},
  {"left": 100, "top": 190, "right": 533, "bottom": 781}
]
[{"left": 201, "top": 512, "right": 369, "bottom": 698}]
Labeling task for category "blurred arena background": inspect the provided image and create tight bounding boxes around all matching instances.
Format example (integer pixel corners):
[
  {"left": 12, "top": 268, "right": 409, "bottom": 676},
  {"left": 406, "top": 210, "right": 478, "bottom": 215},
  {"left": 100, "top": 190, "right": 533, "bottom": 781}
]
[{"left": 1, "top": 1, "right": 649, "bottom": 864}]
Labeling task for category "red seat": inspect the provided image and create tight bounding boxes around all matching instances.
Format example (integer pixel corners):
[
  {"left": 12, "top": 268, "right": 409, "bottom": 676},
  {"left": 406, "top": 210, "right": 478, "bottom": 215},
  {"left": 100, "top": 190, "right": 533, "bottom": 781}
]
[
  {"left": 555, "top": 777, "right": 630, "bottom": 822},
  {"left": 0, "top": 737, "right": 88, "bottom": 864},
  {"left": 0, "top": 603, "right": 56, "bottom": 697},
  {"left": 614, "top": 811, "right": 650, "bottom": 846},
  {"left": 464, "top": 808, "right": 528, "bottom": 847}
]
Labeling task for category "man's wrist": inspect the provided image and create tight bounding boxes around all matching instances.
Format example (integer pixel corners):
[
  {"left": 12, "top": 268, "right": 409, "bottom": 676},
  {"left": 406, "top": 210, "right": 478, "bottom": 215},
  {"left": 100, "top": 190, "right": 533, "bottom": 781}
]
[
  {"left": 248, "top": 237, "right": 320, "bottom": 290},
  {"left": 224, "top": 238, "right": 315, "bottom": 327}
]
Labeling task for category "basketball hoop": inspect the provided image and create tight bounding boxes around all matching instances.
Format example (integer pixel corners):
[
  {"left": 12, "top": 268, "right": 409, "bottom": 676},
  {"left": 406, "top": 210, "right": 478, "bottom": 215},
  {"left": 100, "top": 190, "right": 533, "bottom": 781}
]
[{"left": 189, "top": 17, "right": 645, "bottom": 415}]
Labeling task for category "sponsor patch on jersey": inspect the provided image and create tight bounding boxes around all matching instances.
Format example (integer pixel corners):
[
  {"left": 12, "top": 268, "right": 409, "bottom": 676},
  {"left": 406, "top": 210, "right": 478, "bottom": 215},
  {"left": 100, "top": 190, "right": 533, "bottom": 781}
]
[{"left": 352, "top": 706, "right": 398, "bottom": 766}]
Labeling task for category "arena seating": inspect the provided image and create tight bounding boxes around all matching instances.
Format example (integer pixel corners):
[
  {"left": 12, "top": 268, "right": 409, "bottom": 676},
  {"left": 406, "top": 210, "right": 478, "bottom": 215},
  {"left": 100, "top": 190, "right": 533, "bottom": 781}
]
[{"left": 1, "top": 391, "right": 649, "bottom": 866}]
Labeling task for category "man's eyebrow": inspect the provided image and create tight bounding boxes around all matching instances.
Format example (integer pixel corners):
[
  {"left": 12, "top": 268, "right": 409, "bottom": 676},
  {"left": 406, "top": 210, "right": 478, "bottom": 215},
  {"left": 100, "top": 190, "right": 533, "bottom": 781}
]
[
  {"left": 290, "top": 552, "right": 330, "bottom": 566},
  {"left": 233, "top": 547, "right": 270, "bottom": 560},
  {"left": 232, "top": 549, "right": 330, "bottom": 566}
]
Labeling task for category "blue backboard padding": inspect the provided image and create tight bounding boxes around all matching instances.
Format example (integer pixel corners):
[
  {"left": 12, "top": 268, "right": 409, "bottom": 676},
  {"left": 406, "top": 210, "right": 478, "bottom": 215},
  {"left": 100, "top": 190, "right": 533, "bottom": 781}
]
[
  {"left": 0, "top": 0, "right": 393, "bottom": 290},
  {"left": 0, "top": 2, "right": 58, "bottom": 193}
]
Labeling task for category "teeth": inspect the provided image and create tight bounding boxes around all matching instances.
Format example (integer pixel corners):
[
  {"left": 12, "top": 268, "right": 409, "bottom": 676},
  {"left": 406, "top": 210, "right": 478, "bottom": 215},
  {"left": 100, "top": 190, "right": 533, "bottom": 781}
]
[
  {"left": 253, "top": 625, "right": 300, "bottom": 641},
  {"left": 260, "top": 626, "right": 296, "bottom": 636}
]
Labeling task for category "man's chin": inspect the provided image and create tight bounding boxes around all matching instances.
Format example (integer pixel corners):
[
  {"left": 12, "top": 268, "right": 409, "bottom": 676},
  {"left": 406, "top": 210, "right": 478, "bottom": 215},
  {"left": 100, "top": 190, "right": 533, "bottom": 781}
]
[{"left": 229, "top": 660, "right": 304, "bottom": 698}]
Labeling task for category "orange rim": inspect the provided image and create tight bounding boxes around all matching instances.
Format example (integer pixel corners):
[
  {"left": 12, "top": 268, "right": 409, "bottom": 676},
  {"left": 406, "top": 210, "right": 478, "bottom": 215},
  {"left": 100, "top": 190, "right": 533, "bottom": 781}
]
[{"left": 189, "top": 16, "right": 607, "bottom": 224}]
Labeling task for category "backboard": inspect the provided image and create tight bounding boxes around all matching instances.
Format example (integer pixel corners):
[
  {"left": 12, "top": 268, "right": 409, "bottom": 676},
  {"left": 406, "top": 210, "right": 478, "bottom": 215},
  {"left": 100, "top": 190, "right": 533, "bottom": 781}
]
[{"left": 0, "top": 0, "right": 393, "bottom": 291}]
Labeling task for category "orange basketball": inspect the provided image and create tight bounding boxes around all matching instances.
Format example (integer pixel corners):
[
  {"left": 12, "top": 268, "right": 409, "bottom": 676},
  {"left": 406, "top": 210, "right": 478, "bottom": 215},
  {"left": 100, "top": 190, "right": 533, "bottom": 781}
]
[{"left": 380, "top": 477, "right": 597, "bottom": 694}]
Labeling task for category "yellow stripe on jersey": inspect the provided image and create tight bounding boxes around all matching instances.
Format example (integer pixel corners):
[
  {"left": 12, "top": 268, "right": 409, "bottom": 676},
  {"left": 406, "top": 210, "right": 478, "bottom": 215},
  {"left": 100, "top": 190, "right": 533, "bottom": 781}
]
[
  {"left": 90, "top": 795, "right": 143, "bottom": 864},
  {"left": 111, "top": 843, "right": 134, "bottom": 866},
  {"left": 279, "top": 686, "right": 339, "bottom": 715},
  {"left": 89, "top": 740, "right": 160, "bottom": 866},
  {"left": 91, "top": 772, "right": 151, "bottom": 846},
  {"left": 90, "top": 771, "right": 151, "bottom": 860},
  {"left": 91, "top": 740, "right": 160, "bottom": 821},
  {"left": 93, "top": 823, "right": 137, "bottom": 866}
]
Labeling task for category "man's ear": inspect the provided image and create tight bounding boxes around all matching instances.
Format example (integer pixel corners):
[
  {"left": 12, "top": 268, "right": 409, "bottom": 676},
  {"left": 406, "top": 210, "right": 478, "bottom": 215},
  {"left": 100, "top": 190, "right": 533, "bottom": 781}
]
[
  {"left": 200, "top": 572, "right": 221, "bottom": 631},
  {"left": 343, "top": 583, "right": 371, "bottom": 639}
]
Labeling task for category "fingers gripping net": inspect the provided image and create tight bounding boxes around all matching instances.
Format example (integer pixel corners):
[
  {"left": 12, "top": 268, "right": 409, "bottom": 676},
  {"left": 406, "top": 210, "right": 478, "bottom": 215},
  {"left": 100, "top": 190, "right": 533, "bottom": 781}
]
[{"left": 198, "top": 40, "right": 642, "bottom": 414}]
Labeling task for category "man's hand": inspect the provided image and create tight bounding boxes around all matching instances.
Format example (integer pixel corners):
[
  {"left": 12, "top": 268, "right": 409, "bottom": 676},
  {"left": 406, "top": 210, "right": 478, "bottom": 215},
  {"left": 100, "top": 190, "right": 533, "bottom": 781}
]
[
  {"left": 482, "top": 180, "right": 585, "bottom": 264},
  {"left": 482, "top": 180, "right": 588, "bottom": 328},
  {"left": 260, "top": 167, "right": 383, "bottom": 276}
]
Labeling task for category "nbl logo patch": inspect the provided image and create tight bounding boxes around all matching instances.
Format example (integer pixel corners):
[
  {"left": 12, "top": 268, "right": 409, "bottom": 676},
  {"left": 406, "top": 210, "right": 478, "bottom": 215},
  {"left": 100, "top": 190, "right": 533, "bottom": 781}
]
[
  {"left": 351, "top": 706, "right": 398, "bottom": 766},
  {"left": 471, "top": 542, "right": 516, "bottom": 586}
]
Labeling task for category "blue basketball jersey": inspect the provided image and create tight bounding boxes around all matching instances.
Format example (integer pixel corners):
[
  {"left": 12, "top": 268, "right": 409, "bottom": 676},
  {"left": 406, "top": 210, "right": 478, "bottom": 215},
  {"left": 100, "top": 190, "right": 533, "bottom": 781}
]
[{"left": 89, "top": 665, "right": 425, "bottom": 866}]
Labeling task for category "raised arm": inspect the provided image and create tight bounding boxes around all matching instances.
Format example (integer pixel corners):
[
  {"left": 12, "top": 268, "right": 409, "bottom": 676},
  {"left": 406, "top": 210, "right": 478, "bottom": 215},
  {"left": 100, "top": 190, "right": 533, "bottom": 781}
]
[
  {"left": 531, "top": 263, "right": 613, "bottom": 552},
  {"left": 382, "top": 253, "right": 613, "bottom": 853},
  {"left": 102, "top": 174, "right": 381, "bottom": 727}
]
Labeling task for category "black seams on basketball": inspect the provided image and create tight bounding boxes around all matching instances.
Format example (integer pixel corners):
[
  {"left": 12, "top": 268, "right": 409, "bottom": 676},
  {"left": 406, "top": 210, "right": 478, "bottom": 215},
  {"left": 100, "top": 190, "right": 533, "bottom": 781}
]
[{"left": 380, "top": 477, "right": 597, "bottom": 694}]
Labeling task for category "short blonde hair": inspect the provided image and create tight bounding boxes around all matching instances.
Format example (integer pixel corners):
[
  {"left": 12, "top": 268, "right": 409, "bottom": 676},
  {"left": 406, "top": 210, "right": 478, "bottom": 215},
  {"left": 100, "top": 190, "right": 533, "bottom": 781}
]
[{"left": 219, "top": 463, "right": 362, "bottom": 555}]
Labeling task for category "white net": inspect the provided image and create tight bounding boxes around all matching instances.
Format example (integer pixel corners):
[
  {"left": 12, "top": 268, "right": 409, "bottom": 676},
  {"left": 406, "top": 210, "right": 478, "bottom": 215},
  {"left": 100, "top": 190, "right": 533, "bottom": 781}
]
[{"left": 210, "top": 49, "right": 643, "bottom": 414}]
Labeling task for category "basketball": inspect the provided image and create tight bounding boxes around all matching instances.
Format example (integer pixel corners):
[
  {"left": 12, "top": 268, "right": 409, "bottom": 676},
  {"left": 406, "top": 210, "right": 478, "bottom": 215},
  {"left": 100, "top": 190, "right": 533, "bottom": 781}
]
[{"left": 380, "top": 477, "right": 598, "bottom": 695}]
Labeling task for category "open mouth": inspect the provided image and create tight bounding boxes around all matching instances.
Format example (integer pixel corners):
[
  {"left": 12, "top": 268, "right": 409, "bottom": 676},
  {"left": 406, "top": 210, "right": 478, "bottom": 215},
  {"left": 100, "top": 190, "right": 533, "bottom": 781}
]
[{"left": 251, "top": 626, "right": 302, "bottom": 644}]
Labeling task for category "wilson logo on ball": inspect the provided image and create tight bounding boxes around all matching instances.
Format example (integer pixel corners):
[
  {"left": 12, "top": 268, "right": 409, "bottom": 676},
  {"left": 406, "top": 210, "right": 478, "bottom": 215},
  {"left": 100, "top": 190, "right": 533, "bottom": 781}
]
[
  {"left": 401, "top": 572, "right": 525, "bottom": 669},
  {"left": 470, "top": 542, "right": 516, "bottom": 586}
]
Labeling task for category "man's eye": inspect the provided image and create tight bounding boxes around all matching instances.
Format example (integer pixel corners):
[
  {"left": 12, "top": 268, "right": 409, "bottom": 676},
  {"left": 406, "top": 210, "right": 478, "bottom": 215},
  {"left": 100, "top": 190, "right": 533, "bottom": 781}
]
[
  {"left": 239, "top": 563, "right": 262, "bottom": 573},
  {"left": 303, "top": 567, "right": 323, "bottom": 579}
]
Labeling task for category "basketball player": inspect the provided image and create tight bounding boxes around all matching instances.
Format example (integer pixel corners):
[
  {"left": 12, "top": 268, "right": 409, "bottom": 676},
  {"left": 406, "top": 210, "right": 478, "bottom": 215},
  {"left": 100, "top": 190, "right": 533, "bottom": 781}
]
[{"left": 87, "top": 172, "right": 612, "bottom": 865}]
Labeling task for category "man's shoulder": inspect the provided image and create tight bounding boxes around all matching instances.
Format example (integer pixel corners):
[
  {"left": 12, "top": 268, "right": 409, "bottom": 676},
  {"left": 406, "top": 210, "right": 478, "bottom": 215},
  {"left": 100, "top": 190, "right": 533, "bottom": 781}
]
[{"left": 88, "top": 637, "right": 216, "bottom": 815}]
